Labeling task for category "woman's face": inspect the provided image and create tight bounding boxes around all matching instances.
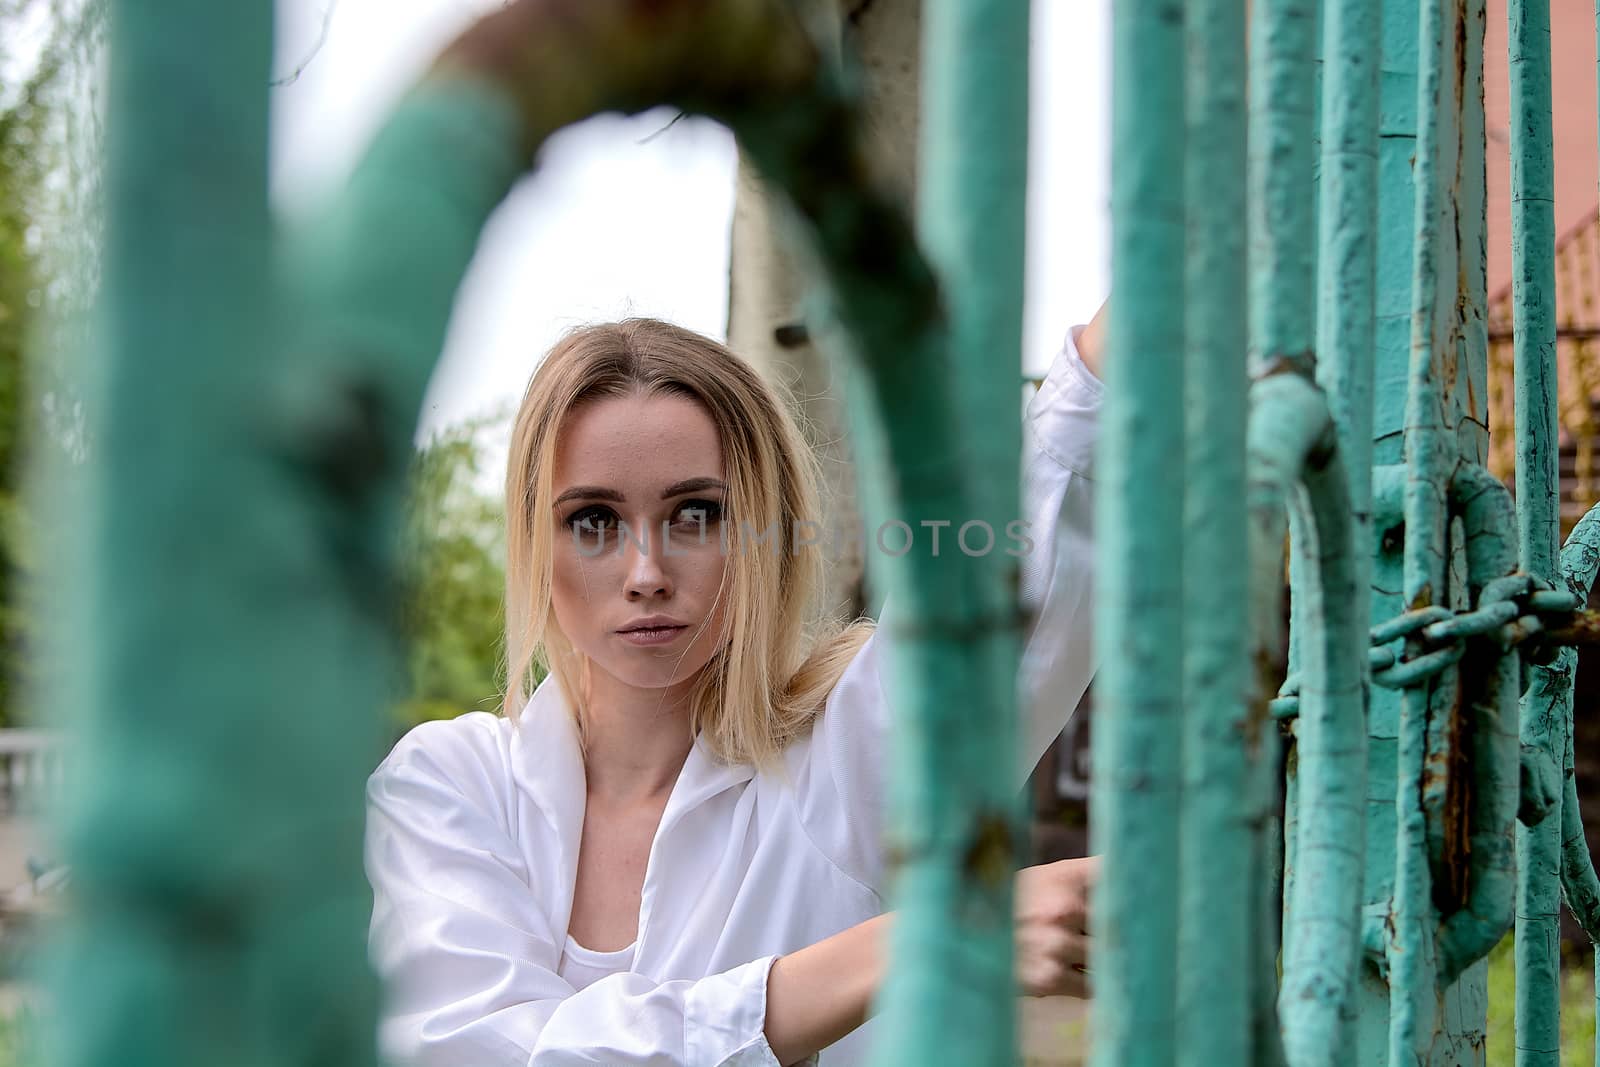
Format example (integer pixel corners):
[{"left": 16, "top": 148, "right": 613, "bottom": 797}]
[{"left": 548, "top": 391, "right": 731, "bottom": 693}]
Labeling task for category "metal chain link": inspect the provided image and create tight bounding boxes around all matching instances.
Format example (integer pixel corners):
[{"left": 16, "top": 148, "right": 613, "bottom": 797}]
[{"left": 1271, "top": 576, "right": 1583, "bottom": 720}]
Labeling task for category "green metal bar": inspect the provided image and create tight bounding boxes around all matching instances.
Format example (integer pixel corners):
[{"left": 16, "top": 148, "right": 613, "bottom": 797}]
[
  {"left": 1359, "top": 488, "right": 1407, "bottom": 1064},
  {"left": 1556, "top": 507, "right": 1600, "bottom": 948},
  {"left": 1508, "top": 0, "right": 1562, "bottom": 1061},
  {"left": 1178, "top": 0, "right": 1249, "bottom": 1061},
  {"left": 1390, "top": 0, "right": 1456, "bottom": 1057},
  {"left": 1307, "top": 0, "right": 1379, "bottom": 1054},
  {"left": 1418, "top": 28, "right": 1469, "bottom": 954},
  {"left": 1508, "top": 5, "right": 1560, "bottom": 583},
  {"left": 1252, "top": 736, "right": 1290, "bottom": 1067},
  {"left": 51, "top": 3, "right": 392, "bottom": 1066},
  {"left": 1316, "top": 0, "right": 1380, "bottom": 586},
  {"left": 1370, "top": 0, "right": 1421, "bottom": 477},
  {"left": 1247, "top": 2, "right": 1375, "bottom": 1060},
  {"left": 1248, "top": 451, "right": 1292, "bottom": 1067},
  {"left": 1509, "top": 1, "right": 1559, "bottom": 583},
  {"left": 1555, "top": 506, "right": 1600, "bottom": 1065},
  {"left": 1249, "top": 0, "right": 1319, "bottom": 374},
  {"left": 1247, "top": 0, "right": 1369, "bottom": 1058},
  {"left": 1557, "top": 647, "right": 1598, "bottom": 932},
  {"left": 1517, "top": 662, "right": 1565, "bottom": 1067},
  {"left": 1442, "top": 50, "right": 1494, "bottom": 1057},
  {"left": 1355, "top": 0, "right": 1424, "bottom": 1046},
  {"left": 866, "top": 0, "right": 1030, "bottom": 1061},
  {"left": 1429, "top": 0, "right": 1508, "bottom": 996},
  {"left": 1434, "top": 466, "right": 1519, "bottom": 985},
  {"left": 1092, "top": 0, "right": 1185, "bottom": 1061},
  {"left": 1246, "top": 3, "right": 1371, "bottom": 1060},
  {"left": 1250, "top": 373, "right": 1366, "bottom": 1067},
  {"left": 1252, "top": 0, "right": 1318, "bottom": 1022},
  {"left": 1455, "top": 0, "right": 1491, "bottom": 472},
  {"left": 1249, "top": 0, "right": 1315, "bottom": 814}
]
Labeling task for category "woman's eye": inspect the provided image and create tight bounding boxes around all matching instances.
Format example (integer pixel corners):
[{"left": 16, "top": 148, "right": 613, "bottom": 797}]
[
  {"left": 566, "top": 507, "right": 619, "bottom": 536},
  {"left": 672, "top": 499, "right": 723, "bottom": 528}
]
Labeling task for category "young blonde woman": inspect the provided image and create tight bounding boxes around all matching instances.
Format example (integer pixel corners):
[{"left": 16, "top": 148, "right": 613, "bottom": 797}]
[{"left": 364, "top": 313, "right": 1105, "bottom": 1066}]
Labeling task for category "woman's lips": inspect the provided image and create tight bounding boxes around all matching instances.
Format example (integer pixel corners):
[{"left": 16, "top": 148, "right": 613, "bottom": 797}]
[{"left": 617, "top": 625, "right": 690, "bottom": 646}]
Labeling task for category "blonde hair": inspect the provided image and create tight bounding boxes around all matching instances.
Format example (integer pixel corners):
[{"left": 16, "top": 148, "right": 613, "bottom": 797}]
[{"left": 503, "top": 318, "right": 872, "bottom": 766}]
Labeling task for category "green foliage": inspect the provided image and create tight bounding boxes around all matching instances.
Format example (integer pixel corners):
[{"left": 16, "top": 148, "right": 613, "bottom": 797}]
[
  {"left": 0, "top": 199, "right": 32, "bottom": 727},
  {"left": 0, "top": 26, "right": 44, "bottom": 730},
  {"left": 394, "top": 417, "right": 512, "bottom": 735},
  {"left": 0, "top": 0, "right": 104, "bottom": 730}
]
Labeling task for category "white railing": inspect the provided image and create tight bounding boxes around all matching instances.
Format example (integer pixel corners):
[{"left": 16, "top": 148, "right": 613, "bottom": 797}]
[{"left": 0, "top": 731, "right": 66, "bottom": 814}]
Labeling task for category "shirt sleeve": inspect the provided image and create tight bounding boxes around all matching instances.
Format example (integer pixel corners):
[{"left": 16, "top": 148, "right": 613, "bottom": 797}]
[
  {"left": 366, "top": 723, "right": 784, "bottom": 1067},
  {"left": 796, "top": 327, "right": 1101, "bottom": 894},
  {"left": 1015, "top": 326, "right": 1101, "bottom": 774}
]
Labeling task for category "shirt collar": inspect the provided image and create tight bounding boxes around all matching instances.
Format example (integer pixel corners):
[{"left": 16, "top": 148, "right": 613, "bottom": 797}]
[
  {"left": 659, "top": 732, "right": 757, "bottom": 829},
  {"left": 510, "top": 676, "right": 587, "bottom": 858},
  {"left": 512, "top": 674, "right": 757, "bottom": 839}
]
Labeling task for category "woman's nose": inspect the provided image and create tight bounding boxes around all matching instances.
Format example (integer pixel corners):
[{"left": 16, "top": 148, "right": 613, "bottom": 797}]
[{"left": 623, "top": 526, "right": 673, "bottom": 600}]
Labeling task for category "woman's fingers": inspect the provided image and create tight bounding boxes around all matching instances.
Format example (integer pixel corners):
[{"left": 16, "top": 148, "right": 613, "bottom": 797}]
[
  {"left": 1073, "top": 854, "right": 1101, "bottom": 933},
  {"left": 1055, "top": 928, "right": 1091, "bottom": 999},
  {"left": 1017, "top": 928, "right": 1090, "bottom": 998},
  {"left": 1014, "top": 857, "right": 1100, "bottom": 998},
  {"left": 1058, "top": 960, "right": 1091, "bottom": 1000}
]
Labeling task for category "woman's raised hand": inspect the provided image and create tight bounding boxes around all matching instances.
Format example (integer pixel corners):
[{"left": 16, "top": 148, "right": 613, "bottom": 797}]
[
  {"left": 1014, "top": 856, "right": 1099, "bottom": 999},
  {"left": 1075, "top": 302, "right": 1108, "bottom": 381}
]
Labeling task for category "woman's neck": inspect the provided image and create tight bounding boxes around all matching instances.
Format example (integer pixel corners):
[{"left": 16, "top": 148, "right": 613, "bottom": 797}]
[{"left": 580, "top": 671, "right": 698, "bottom": 802}]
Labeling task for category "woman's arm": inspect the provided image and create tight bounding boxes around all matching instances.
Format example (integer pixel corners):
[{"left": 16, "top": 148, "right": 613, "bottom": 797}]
[
  {"left": 1074, "top": 300, "right": 1107, "bottom": 380},
  {"left": 763, "top": 857, "right": 1101, "bottom": 1065},
  {"left": 796, "top": 318, "right": 1104, "bottom": 894},
  {"left": 764, "top": 914, "right": 890, "bottom": 1064},
  {"left": 1014, "top": 319, "right": 1102, "bottom": 778}
]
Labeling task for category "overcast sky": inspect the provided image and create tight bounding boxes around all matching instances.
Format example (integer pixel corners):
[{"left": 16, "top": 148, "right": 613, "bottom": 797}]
[{"left": 268, "top": 0, "right": 1111, "bottom": 449}]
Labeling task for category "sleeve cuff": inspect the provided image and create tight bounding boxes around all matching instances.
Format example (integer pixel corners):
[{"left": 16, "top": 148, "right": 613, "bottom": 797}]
[
  {"left": 1025, "top": 325, "right": 1102, "bottom": 481},
  {"left": 684, "top": 955, "right": 785, "bottom": 1066}
]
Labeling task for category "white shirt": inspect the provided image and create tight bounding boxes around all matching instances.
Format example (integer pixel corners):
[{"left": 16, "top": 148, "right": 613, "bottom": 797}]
[
  {"left": 559, "top": 936, "right": 638, "bottom": 993},
  {"left": 364, "top": 333, "right": 1102, "bottom": 1066}
]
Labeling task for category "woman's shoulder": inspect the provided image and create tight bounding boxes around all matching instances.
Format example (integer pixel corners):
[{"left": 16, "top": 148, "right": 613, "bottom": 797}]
[
  {"left": 778, "top": 622, "right": 887, "bottom": 770},
  {"left": 373, "top": 710, "right": 518, "bottom": 796},
  {"left": 792, "top": 618, "right": 882, "bottom": 716},
  {"left": 371, "top": 686, "right": 584, "bottom": 829},
  {"left": 365, "top": 710, "right": 556, "bottom": 915},
  {"left": 815, "top": 617, "right": 885, "bottom": 718}
]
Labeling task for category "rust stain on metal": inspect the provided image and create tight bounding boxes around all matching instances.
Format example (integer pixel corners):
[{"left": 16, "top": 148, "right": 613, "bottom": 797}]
[
  {"left": 962, "top": 811, "right": 1017, "bottom": 890},
  {"left": 1247, "top": 645, "right": 1288, "bottom": 753},
  {"left": 1436, "top": 651, "right": 1483, "bottom": 914}
]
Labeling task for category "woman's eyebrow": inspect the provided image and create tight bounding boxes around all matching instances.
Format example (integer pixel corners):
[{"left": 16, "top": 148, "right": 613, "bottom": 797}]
[
  {"left": 551, "top": 478, "right": 725, "bottom": 508},
  {"left": 552, "top": 485, "right": 623, "bottom": 507},
  {"left": 660, "top": 477, "right": 726, "bottom": 499}
]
